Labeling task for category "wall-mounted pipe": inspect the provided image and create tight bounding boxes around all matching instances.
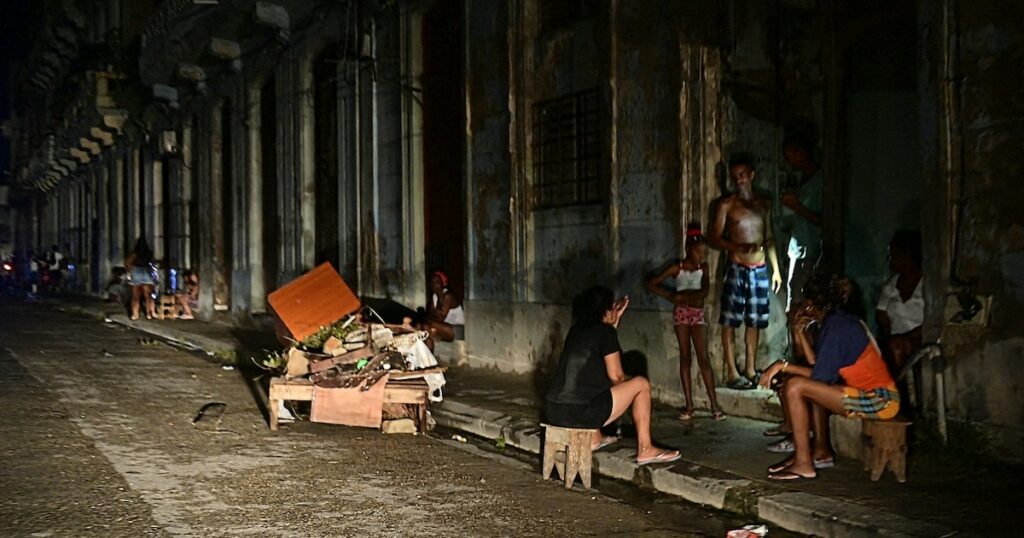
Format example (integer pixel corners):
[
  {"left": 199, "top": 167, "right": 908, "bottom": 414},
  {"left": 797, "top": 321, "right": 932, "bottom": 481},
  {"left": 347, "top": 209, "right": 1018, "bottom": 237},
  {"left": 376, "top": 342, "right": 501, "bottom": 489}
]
[{"left": 901, "top": 343, "right": 947, "bottom": 443}]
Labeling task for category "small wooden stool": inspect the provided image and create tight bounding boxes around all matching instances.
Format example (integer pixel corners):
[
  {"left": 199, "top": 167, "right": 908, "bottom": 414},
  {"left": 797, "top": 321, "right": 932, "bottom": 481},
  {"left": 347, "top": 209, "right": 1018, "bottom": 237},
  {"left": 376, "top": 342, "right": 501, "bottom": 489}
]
[
  {"left": 541, "top": 424, "right": 596, "bottom": 489},
  {"left": 861, "top": 416, "right": 912, "bottom": 482},
  {"left": 157, "top": 294, "right": 179, "bottom": 319}
]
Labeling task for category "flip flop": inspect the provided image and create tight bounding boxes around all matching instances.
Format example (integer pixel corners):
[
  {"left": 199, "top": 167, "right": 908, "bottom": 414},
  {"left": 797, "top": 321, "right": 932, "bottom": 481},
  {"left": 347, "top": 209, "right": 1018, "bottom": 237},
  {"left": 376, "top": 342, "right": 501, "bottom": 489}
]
[
  {"left": 768, "top": 469, "right": 816, "bottom": 480},
  {"left": 592, "top": 436, "right": 619, "bottom": 451},
  {"left": 637, "top": 449, "right": 682, "bottom": 466},
  {"left": 766, "top": 438, "right": 795, "bottom": 453},
  {"left": 813, "top": 457, "right": 835, "bottom": 469},
  {"left": 712, "top": 411, "right": 727, "bottom": 421},
  {"left": 768, "top": 457, "right": 834, "bottom": 474},
  {"left": 726, "top": 377, "right": 754, "bottom": 390},
  {"left": 767, "top": 459, "right": 793, "bottom": 474},
  {"left": 677, "top": 410, "right": 694, "bottom": 421}
]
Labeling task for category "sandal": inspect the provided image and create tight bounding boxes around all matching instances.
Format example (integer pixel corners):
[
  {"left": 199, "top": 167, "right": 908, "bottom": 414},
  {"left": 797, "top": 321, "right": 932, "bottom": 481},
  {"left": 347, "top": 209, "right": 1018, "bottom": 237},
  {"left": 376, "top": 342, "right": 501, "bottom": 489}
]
[
  {"left": 767, "top": 459, "right": 793, "bottom": 474},
  {"left": 763, "top": 425, "right": 790, "bottom": 437},
  {"left": 766, "top": 438, "right": 795, "bottom": 453},
  {"left": 768, "top": 469, "right": 817, "bottom": 481},
  {"left": 812, "top": 457, "right": 835, "bottom": 469},
  {"left": 592, "top": 436, "right": 619, "bottom": 451},
  {"left": 768, "top": 457, "right": 834, "bottom": 474},
  {"left": 712, "top": 410, "right": 727, "bottom": 421},
  {"left": 726, "top": 377, "right": 754, "bottom": 390},
  {"left": 637, "top": 449, "right": 682, "bottom": 466},
  {"left": 677, "top": 410, "right": 694, "bottom": 421}
]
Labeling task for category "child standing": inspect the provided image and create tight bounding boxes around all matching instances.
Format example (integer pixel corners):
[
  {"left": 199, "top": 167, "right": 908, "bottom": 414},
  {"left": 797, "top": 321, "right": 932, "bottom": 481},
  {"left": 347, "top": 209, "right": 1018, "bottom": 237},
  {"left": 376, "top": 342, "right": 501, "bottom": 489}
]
[{"left": 646, "top": 223, "right": 725, "bottom": 421}]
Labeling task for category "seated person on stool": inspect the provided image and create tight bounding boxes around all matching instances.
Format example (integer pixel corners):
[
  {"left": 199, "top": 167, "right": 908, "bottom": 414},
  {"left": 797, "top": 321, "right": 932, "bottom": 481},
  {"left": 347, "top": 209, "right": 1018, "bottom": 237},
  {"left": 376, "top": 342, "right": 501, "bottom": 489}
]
[
  {"left": 545, "top": 285, "right": 682, "bottom": 466},
  {"left": 419, "top": 270, "right": 464, "bottom": 350},
  {"left": 176, "top": 270, "right": 199, "bottom": 320},
  {"left": 759, "top": 273, "right": 900, "bottom": 480},
  {"left": 763, "top": 299, "right": 825, "bottom": 453},
  {"left": 876, "top": 230, "right": 924, "bottom": 411}
]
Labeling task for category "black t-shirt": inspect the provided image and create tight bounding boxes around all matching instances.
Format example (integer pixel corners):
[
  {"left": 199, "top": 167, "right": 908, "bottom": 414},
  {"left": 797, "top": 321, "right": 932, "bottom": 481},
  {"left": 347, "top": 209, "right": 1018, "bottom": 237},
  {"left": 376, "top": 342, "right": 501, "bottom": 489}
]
[{"left": 545, "top": 322, "right": 622, "bottom": 405}]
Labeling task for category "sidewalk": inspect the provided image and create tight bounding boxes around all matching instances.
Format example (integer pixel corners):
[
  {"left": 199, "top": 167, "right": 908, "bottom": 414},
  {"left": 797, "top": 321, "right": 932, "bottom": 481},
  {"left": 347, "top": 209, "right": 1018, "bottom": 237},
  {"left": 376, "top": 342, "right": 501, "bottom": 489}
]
[{"left": 50, "top": 294, "right": 1017, "bottom": 537}]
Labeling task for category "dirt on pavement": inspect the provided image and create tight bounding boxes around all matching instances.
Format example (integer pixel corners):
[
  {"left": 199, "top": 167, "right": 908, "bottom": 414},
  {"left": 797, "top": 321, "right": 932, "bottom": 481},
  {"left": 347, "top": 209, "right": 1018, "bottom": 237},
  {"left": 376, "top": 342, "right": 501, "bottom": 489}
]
[{"left": 0, "top": 298, "right": 754, "bottom": 537}]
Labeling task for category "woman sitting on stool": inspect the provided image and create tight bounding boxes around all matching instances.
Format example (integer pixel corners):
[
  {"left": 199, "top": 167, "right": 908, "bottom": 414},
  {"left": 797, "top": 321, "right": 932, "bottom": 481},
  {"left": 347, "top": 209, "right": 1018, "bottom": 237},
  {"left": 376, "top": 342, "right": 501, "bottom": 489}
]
[
  {"left": 545, "top": 286, "right": 682, "bottom": 466},
  {"left": 759, "top": 273, "right": 899, "bottom": 480},
  {"left": 420, "top": 270, "right": 464, "bottom": 349}
]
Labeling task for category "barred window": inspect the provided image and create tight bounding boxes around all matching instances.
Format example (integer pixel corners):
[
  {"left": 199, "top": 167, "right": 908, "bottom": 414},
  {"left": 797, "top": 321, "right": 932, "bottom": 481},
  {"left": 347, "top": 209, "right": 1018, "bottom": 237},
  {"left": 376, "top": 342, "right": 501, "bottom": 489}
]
[{"left": 531, "top": 89, "right": 602, "bottom": 209}]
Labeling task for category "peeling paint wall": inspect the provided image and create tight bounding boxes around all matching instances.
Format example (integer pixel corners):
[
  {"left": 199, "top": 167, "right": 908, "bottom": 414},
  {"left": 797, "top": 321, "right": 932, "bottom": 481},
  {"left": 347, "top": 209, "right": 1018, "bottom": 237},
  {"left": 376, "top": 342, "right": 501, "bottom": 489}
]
[
  {"left": 465, "top": 0, "right": 512, "bottom": 302},
  {"left": 932, "top": 0, "right": 1024, "bottom": 461}
]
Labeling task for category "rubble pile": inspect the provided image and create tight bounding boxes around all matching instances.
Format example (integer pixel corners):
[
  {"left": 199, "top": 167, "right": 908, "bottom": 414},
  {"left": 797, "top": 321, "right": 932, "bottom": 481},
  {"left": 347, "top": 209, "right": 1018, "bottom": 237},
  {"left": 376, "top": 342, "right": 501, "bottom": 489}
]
[{"left": 277, "top": 315, "right": 446, "bottom": 396}]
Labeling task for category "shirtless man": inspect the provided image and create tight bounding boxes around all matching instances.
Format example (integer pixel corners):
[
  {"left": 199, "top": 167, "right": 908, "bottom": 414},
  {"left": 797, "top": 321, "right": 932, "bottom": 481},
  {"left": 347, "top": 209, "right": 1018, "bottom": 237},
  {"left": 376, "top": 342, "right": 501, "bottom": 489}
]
[{"left": 708, "top": 155, "right": 782, "bottom": 389}]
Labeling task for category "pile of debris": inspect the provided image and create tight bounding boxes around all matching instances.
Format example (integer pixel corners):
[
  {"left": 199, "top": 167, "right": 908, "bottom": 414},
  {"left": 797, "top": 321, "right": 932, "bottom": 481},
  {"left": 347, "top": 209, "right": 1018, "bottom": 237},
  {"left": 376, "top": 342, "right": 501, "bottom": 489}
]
[
  {"left": 281, "top": 316, "right": 446, "bottom": 397},
  {"left": 262, "top": 263, "right": 447, "bottom": 432}
]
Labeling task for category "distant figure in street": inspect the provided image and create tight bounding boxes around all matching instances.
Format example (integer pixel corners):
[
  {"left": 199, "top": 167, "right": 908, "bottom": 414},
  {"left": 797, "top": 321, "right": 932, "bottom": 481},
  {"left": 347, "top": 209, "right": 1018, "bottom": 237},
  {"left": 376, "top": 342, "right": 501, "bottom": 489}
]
[
  {"left": 759, "top": 274, "right": 899, "bottom": 480},
  {"left": 420, "top": 270, "right": 464, "bottom": 349},
  {"left": 104, "top": 266, "right": 129, "bottom": 305},
  {"left": 545, "top": 286, "right": 682, "bottom": 466},
  {"left": 125, "top": 237, "right": 157, "bottom": 320},
  {"left": 176, "top": 269, "right": 200, "bottom": 320},
  {"left": 780, "top": 134, "right": 823, "bottom": 312},
  {"left": 708, "top": 154, "right": 782, "bottom": 389},
  {"left": 646, "top": 222, "right": 724, "bottom": 421}
]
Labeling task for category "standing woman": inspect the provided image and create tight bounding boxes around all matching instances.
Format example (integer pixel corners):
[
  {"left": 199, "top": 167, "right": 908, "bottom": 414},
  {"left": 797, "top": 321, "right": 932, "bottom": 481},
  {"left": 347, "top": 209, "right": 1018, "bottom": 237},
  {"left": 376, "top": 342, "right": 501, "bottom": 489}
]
[
  {"left": 125, "top": 237, "right": 157, "bottom": 320},
  {"left": 545, "top": 286, "right": 682, "bottom": 465},
  {"left": 646, "top": 223, "right": 724, "bottom": 421}
]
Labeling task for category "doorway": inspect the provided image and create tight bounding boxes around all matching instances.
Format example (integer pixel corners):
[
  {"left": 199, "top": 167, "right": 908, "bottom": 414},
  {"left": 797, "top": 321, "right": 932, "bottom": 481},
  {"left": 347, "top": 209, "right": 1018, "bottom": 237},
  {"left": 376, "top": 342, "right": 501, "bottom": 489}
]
[
  {"left": 838, "top": 1, "right": 921, "bottom": 318},
  {"left": 260, "top": 77, "right": 280, "bottom": 303},
  {"left": 421, "top": 0, "right": 466, "bottom": 301},
  {"left": 313, "top": 45, "right": 341, "bottom": 272}
]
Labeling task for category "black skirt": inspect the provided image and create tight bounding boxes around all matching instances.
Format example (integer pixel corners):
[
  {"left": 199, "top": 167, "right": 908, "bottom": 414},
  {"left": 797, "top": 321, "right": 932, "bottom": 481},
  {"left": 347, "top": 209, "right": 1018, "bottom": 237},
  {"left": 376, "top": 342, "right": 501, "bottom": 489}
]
[{"left": 544, "top": 389, "right": 613, "bottom": 429}]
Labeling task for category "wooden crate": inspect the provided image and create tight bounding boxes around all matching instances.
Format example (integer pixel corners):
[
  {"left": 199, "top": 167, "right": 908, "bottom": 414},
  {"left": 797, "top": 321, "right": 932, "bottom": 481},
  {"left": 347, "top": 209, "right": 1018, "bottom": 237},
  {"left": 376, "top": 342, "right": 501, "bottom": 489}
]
[{"left": 267, "top": 263, "right": 361, "bottom": 343}]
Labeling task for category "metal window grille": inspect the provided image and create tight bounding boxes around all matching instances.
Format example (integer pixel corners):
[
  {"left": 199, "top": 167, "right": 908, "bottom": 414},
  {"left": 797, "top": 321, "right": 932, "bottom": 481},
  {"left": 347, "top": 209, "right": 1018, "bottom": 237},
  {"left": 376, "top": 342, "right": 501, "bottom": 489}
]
[{"left": 532, "top": 89, "right": 602, "bottom": 209}]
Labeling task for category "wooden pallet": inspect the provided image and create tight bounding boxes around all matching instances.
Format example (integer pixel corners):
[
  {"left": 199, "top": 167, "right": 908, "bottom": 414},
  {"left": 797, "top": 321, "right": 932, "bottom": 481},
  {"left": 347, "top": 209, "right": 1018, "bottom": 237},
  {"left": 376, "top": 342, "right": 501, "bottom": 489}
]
[{"left": 268, "top": 376, "right": 430, "bottom": 432}]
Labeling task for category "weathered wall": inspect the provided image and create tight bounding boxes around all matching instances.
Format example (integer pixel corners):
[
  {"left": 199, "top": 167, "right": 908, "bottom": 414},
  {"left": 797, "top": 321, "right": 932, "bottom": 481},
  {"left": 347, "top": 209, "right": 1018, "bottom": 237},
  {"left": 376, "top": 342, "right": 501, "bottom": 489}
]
[
  {"left": 528, "top": 4, "right": 607, "bottom": 304},
  {"left": 919, "top": 0, "right": 1024, "bottom": 462},
  {"left": 465, "top": 0, "right": 512, "bottom": 302},
  {"left": 942, "top": 0, "right": 1024, "bottom": 460}
]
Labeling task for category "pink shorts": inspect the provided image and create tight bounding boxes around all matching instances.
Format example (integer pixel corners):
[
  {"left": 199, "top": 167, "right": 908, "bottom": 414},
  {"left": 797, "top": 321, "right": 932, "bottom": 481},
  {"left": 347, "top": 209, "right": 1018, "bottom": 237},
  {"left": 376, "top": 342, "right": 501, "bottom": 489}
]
[{"left": 673, "top": 305, "right": 705, "bottom": 326}]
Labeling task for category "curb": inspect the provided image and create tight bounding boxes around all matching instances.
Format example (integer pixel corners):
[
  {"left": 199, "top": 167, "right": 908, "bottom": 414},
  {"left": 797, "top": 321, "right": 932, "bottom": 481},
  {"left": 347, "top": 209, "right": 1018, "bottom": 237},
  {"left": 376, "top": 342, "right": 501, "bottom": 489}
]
[{"left": 432, "top": 399, "right": 958, "bottom": 538}]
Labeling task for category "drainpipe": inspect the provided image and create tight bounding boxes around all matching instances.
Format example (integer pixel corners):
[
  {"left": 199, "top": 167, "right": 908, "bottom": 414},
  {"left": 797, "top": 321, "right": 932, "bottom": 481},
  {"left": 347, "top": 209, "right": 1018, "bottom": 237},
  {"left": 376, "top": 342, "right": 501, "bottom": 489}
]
[{"left": 901, "top": 342, "right": 947, "bottom": 444}]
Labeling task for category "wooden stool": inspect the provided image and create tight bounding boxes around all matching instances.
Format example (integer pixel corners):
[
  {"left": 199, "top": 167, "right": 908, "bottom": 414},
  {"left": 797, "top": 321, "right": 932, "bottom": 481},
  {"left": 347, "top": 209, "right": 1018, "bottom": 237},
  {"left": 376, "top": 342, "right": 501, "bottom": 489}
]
[
  {"left": 157, "top": 294, "right": 179, "bottom": 319},
  {"left": 861, "top": 416, "right": 912, "bottom": 482},
  {"left": 541, "top": 424, "right": 596, "bottom": 489}
]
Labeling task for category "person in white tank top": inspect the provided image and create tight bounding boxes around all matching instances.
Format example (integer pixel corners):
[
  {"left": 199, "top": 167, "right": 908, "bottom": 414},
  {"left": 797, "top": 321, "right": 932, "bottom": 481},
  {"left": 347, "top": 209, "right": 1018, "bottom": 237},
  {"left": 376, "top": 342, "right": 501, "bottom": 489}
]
[
  {"left": 422, "top": 270, "right": 464, "bottom": 349},
  {"left": 645, "top": 223, "right": 724, "bottom": 421}
]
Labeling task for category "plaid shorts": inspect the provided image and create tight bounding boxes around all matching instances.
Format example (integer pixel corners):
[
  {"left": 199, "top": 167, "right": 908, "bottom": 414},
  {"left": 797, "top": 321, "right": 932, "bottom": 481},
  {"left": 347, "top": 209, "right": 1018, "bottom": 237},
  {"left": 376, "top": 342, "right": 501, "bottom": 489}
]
[
  {"left": 719, "top": 262, "right": 770, "bottom": 328},
  {"left": 842, "top": 385, "right": 901, "bottom": 419}
]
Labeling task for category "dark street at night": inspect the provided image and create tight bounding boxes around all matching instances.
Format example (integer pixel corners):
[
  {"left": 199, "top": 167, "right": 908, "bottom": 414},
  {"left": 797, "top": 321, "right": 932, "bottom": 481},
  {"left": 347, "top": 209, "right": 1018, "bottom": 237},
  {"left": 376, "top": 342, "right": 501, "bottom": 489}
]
[{"left": 0, "top": 0, "right": 1022, "bottom": 536}]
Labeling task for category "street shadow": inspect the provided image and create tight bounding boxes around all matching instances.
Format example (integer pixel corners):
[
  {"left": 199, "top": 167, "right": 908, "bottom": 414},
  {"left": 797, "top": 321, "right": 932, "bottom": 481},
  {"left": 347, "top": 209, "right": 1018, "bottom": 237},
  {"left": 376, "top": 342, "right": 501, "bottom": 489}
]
[{"left": 228, "top": 327, "right": 286, "bottom": 425}]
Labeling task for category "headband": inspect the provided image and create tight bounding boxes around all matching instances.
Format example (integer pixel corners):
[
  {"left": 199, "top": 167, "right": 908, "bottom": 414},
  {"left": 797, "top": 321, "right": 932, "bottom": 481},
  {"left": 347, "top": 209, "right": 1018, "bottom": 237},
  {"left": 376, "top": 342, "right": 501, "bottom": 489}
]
[{"left": 432, "top": 270, "right": 449, "bottom": 287}]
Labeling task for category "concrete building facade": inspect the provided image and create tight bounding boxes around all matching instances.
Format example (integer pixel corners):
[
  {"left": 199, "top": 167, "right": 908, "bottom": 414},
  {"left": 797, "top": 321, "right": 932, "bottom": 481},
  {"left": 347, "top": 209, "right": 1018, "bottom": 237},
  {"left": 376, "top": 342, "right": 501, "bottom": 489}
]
[{"left": 6, "top": 0, "right": 1023, "bottom": 461}]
